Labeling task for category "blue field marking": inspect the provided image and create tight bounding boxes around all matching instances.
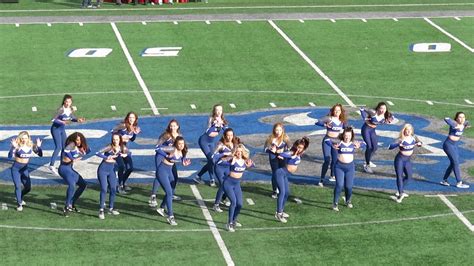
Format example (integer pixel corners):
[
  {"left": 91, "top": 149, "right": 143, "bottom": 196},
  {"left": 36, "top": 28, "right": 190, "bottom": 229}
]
[{"left": 0, "top": 108, "right": 472, "bottom": 193}]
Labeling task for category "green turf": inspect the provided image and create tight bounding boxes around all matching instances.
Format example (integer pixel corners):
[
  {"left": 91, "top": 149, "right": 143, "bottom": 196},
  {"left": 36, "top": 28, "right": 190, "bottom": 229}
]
[
  {"left": 0, "top": 0, "right": 473, "bottom": 17},
  {"left": 431, "top": 17, "right": 474, "bottom": 47},
  {"left": 1, "top": 183, "right": 473, "bottom": 264}
]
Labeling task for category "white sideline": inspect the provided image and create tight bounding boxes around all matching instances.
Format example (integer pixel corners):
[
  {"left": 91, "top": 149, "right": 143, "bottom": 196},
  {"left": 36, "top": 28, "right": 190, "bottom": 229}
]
[
  {"left": 190, "top": 185, "right": 235, "bottom": 266},
  {"left": 110, "top": 22, "right": 160, "bottom": 115},
  {"left": 424, "top": 18, "right": 474, "bottom": 53},
  {"left": 437, "top": 195, "right": 474, "bottom": 232},
  {"left": 268, "top": 20, "right": 356, "bottom": 108}
]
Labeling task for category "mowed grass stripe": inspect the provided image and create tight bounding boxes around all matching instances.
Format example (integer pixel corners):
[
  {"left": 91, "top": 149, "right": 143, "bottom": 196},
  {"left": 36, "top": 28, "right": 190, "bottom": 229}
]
[
  {"left": 114, "top": 22, "right": 335, "bottom": 101},
  {"left": 430, "top": 17, "right": 474, "bottom": 48},
  {"left": 273, "top": 19, "right": 473, "bottom": 119}
]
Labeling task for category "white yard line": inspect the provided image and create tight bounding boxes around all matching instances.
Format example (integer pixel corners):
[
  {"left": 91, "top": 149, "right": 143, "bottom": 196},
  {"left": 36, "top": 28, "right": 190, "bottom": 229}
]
[
  {"left": 309, "top": 102, "right": 316, "bottom": 107},
  {"left": 464, "top": 99, "right": 473, "bottom": 105},
  {"left": 269, "top": 102, "right": 277, "bottom": 108},
  {"left": 424, "top": 17, "right": 474, "bottom": 53},
  {"left": 393, "top": 18, "right": 399, "bottom": 21},
  {"left": 190, "top": 185, "right": 235, "bottom": 266},
  {"left": 111, "top": 22, "right": 160, "bottom": 115},
  {"left": 437, "top": 195, "right": 474, "bottom": 232},
  {"left": 2, "top": 3, "right": 474, "bottom": 13},
  {"left": 268, "top": 20, "right": 356, "bottom": 108}
]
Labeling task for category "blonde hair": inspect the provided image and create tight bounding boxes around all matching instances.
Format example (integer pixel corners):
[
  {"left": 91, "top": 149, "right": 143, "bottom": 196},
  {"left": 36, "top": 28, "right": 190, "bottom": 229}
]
[
  {"left": 15, "top": 131, "right": 33, "bottom": 147},
  {"left": 233, "top": 144, "right": 250, "bottom": 160},
  {"left": 265, "top": 123, "right": 290, "bottom": 148},
  {"left": 399, "top": 124, "right": 414, "bottom": 139}
]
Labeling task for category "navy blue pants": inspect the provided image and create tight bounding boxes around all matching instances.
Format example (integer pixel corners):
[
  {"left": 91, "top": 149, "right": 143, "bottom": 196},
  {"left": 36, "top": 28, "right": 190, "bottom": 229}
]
[
  {"left": 11, "top": 162, "right": 31, "bottom": 205},
  {"left": 117, "top": 155, "right": 133, "bottom": 186},
  {"left": 152, "top": 153, "right": 178, "bottom": 195},
  {"left": 59, "top": 163, "right": 87, "bottom": 207},
  {"left": 197, "top": 134, "right": 215, "bottom": 181},
  {"left": 443, "top": 138, "right": 462, "bottom": 182},
  {"left": 333, "top": 161, "right": 355, "bottom": 205},
  {"left": 50, "top": 124, "right": 66, "bottom": 166},
  {"left": 361, "top": 123, "right": 378, "bottom": 165},
  {"left": 214, "top": 164, "right": 229, "bottom": 204},
  {"left": 320, "top": 136, "right": 338, "bottom": 182},
  {"left": 269, "top": 155, "right": 285, "bottom": 193},
  {"left": 223, "top": 177, "right": 243, "bottom": 224},
  {"left": 275, "top": 168, "right": 290, "bottom": 213},
  {"left": 157, "top": 163, "right": 175, "bottom": 216},
  {"left": 97, "top": 161, "right": 117, "bottom": 209},
  {"left": 394, "top": 153, "right": 412, "bottom": 195}
]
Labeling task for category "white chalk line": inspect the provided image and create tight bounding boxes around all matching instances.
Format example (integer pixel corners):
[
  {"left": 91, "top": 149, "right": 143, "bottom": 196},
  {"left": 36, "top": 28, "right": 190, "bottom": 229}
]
[
  {"left": 110, "top": 22, "right": 160, "bottom": 115},
  {"left": 1, "top": 3, "right": 474, "bottom": 13},
  {"left": 438, "top": 195, "right": 474, "bottom": 232},
  {"left": 190, "top": 185, "right": 234, "bottom": 266},
  {"left": 1, "top": 209, "right": 473, "bottom": 233},
  {"left": 268, "top": 20, "right": 356, "bottom": 108},
  {"left": 424, "top": 17, "right": 474, "bottom": 53},
  {"left": 1, "top": 89, "right": 473, "bottom": 108}
]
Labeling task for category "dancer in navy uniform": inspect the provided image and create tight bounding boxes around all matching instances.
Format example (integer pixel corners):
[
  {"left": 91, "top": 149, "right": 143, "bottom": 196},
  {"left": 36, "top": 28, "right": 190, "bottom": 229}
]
[
  {"left": 332, "top": 127, "right": 365, "bottom": 211},
  {"left": 264, "top": 123, "right": 290, "bottom": 199},
  {"left": 274, "top": 137, "right": 310, "bottom": 223},
  {"left": 360, "top": 102, "right": 394, "bottom": 173},
  {"left": 223, "top": 144, "right": 254, "bottom": 232},
  {"left": 440, "top": 112, "right": 471, "bottom": 188},
  {"left": 149, "top": 119, "right": 182, "bottom": 208},
  {"left": 388, "top": 124, "right": 422, "bottom": 203},
  {"left": 155, "top": 136, "right": 191, "bottom": 226},
  {"left": 212, "top": 128, "right": 241, "bottom": 213},
  {"left": 95, "top": 133, "right": 128, "bottom": 219},
  {"left": 315, "top": 104, "right": 347, "bottom": 186},
  {"left": 112, "top": 112, "right": 141, "bottom": 193},
  {"left": 194, "top": 104, "right": 228, "bottom": 186},
  {"left": 8, "top": 131, "right": 43, "bottom": 211},
  {"left": 49, "top": 94, "right": 85, "bottom": 176},
  {"left": 59, "top": 132, "right": 90, "bottom": 217}
]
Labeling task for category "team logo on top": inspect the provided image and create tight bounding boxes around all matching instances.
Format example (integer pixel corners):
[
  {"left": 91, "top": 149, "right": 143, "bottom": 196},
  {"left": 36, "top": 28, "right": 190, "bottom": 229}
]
[
  {"left": 67, "top": 48, "right": 113, "bottom": 58},
  {"left": 140, "top": 47, "right": 182, "bottom": 57},
  {"left": 410, "top": 43, "right": 451, "bottom": 53}
]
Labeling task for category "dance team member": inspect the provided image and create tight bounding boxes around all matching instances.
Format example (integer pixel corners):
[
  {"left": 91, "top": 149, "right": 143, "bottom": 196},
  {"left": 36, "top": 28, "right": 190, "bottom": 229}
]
[
  {"left": 332, "top": 127, "right": 365, "bottom": 211},
  {"left": 8, "top": 131, "right": 43, "bottom": 211},
  {"left": 223, "top": 144, "right": 254, "bottom": 232},
  {"left": 112, "top": 112, "right": 141, "bottom": 193},
  {"left": 360, "top": 102, "right": 394, "bottom": 173},
  {"left": 49, "top": 94, "right": 85, "bottom": 175},
  {"left": 315, "top": 104, "right": 347, "bottom": 186},
  {"left": 59, "top": 132, "right": 90, "bottom": 217},
  {"left": 194, "top": 104, "right": 228, "bottom": 186},
  {"left": 388, "top": 124, "right": 422, "bottom": 203},
  {"left": 274, "top": 137, "right": 310, "bottom": 223},
  {"left": 440, "top": 112, "right": 471, "bottom": 188},
  {"left": 149, "top": 119, "right": 182, "bottom": 208},
  {"left": 155, "top": 136, "right": 191, "bottom": 226},
  {"left": 264, "top": 123, "right": 290, "bottom": 198},
  {"left": 95, "top": 133, "right": 128, "bottom": 219}
]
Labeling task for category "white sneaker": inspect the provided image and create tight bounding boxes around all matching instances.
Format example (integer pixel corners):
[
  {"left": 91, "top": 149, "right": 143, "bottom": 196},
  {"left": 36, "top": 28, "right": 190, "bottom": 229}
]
[
  {"left": 440, "top": 180, "right": 450, "bottom": 186},
  {"left": 346, "top": 202, "right": 353, "bottom": 209},
  {"left": 172, "top": 195, "right": 182, "bottom": 201},
  {"left": 369, "top": 161, "right": 377, "bottom": 168},
  {"left": 395, "top": 192, "right": 409, "bottom": 198},
  {"left": 156, "top": 208, "right": 165, "bottom": 217},
  {"left": 332, "top": 205, "right": 339, "bottom": 212},
  {"left": 123, "top": 185, "right": 132, "bottom": 191},
  {"left": 364, "top": 165, "right": 374, "bottom": 174},
  {"left": 224, "top": 200, "right": 231, "bottom": 207},
  {"left": 209, "top": 180, "right": 217, "bottom": 187},
  {"left": 328, "top": 176, "right": 336, "bottom": 182},
  {"left": 148, "top": 195, "right": 158, "bottom": 207},
  {"left": 213, "top": 204, "right": 223, "bottom": 213},
  {"left": 282, "top": 212, "right": 290, "bottom": 218},
  {"left": 98, "top": 209, "right": 105, "bottom": 220},
  {"left": 20, "top": 200, "right": 26, "bottom": 206},
  {"left": 293, "top": 198, "right": 303, "bottom": 204},
  {"left": 317, "top": 182, "right": 324, "bottom": 187},
  {"left": 390, "top": 195, "right": 403, "bottom": 203},
  {"left": 16, "top": 205, "right": 23, "bottom": 212},
  {"left": 275, "top": 212, "right": 287, "bottom": 223},
  {"left": 456, "top": 182, "right": 470, "bottom": 189},
  {"left": 234, "top": 221, "right": 242, "bottom": 227},
  {"left": 271, "top": 192, "right": 278, "bottom": 199},
  {"left": 167, "top": 216, "right": 177, "bottom": 226},
  {"left": 226, "top": 223, "right": 235, "bottom": 232},
  {"left": 108, "top": 208, "right": 120, "bottom": 215},
  {"left": 49, "top": 165, "right": 59, "bottom": 176}
]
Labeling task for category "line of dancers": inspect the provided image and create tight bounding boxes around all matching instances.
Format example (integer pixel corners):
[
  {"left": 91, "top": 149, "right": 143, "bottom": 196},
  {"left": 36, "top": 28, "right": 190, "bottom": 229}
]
[{"left": 6, "top": 96, "right": 471, "bottom": 231}]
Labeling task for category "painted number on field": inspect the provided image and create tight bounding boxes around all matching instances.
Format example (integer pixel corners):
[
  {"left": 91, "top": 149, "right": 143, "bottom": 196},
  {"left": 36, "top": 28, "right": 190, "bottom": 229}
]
[
  {"left": 410, "top": 43, "right": 451, "bottom": 53},
  {"left": 67, "top": 48, "right": 113, "bottom": 58},
  {"left": 141, "top": 47, "right": 182, "bottom": 57}
]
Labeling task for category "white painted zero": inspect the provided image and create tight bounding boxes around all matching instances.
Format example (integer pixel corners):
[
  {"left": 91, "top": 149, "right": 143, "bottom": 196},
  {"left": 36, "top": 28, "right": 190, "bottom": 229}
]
[{"left": 68, "top": 48, "right": 113, "bottom": 58}]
